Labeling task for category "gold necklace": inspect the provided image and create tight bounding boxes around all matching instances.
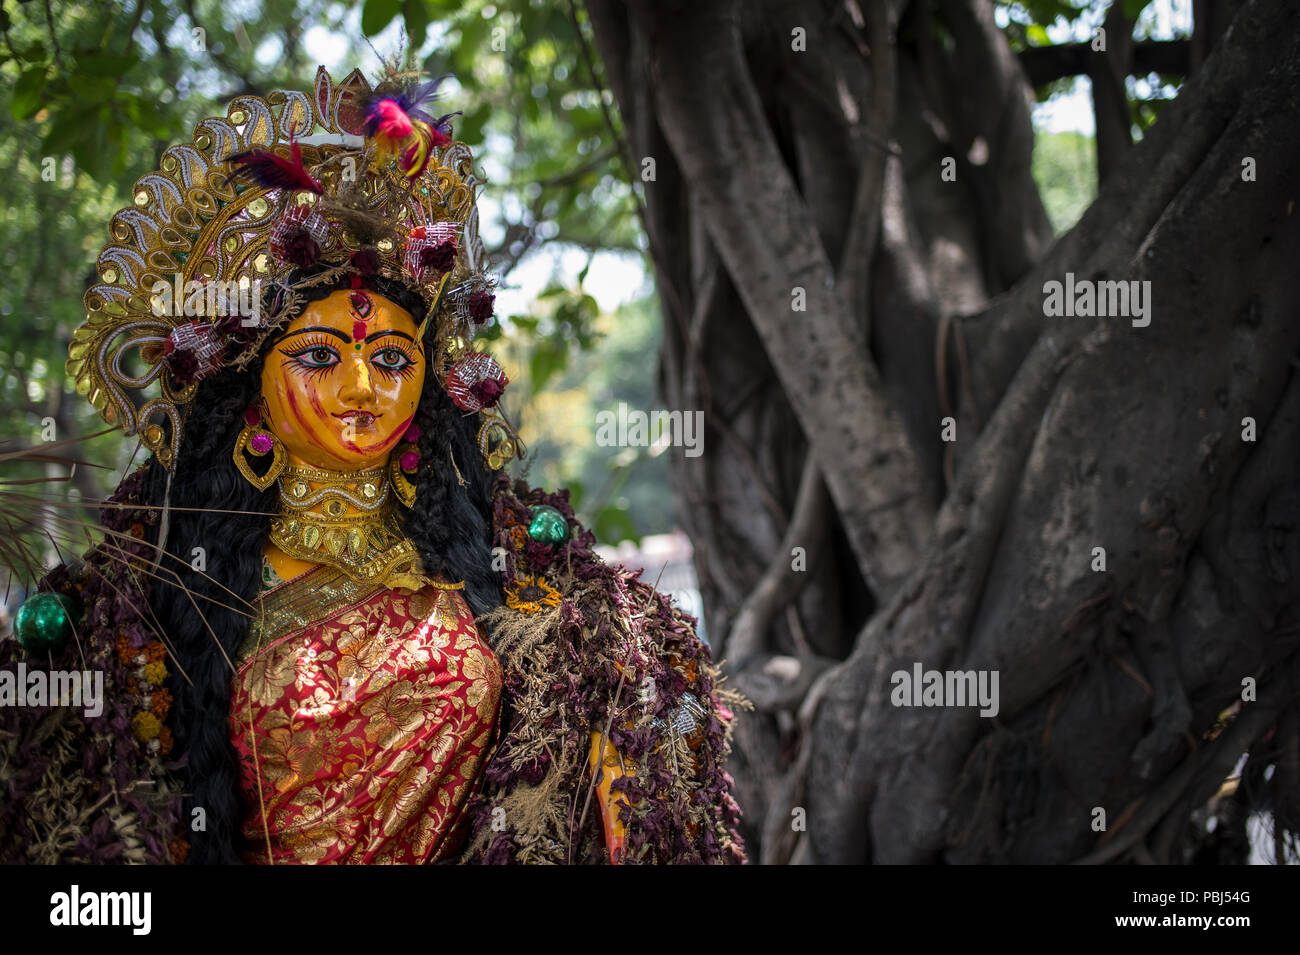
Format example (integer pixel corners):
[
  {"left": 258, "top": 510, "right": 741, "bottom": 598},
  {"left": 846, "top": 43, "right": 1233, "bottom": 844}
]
[{"left": 268, "top": 463, "right": 430, "bottom": 590}]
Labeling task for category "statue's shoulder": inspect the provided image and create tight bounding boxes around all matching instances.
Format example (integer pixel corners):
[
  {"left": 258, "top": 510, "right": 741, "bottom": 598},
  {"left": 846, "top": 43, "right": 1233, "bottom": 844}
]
[
  {"left": 462, "top": 473, "right": 748, "bottom": 864},
  {"left": 487, "top": 473, "right": 599, "bottom": 575},
  {"left": 485, "top": 473, "right": 698, "bottom": 658}
]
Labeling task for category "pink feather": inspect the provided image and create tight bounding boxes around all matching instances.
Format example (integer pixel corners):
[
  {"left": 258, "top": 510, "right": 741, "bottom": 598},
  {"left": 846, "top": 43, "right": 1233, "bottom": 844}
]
[
  {"left": 226, "top": 141, "right": 323, "bottom": 194},
  {"left": 366, "top": 99, "right": 414, "bottom": 146}
]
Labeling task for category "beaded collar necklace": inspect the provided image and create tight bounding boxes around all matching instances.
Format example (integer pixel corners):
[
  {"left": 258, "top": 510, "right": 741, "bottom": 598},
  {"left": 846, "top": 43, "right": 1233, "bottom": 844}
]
[{"left": 268, "top": 463, "right": 429, "bottom": 590}]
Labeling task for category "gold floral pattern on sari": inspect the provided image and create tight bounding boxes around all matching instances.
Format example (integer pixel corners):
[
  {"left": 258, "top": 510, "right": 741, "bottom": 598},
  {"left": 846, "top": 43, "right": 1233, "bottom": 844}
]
[{"left": 230, "top": 570, "right": 502, "bottom": 864}]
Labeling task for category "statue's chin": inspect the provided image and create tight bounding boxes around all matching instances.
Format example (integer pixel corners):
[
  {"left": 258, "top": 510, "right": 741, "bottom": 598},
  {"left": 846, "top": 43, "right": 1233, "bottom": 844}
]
[{"left": 285, "top": 444, "right": 391, "bottom": 473}]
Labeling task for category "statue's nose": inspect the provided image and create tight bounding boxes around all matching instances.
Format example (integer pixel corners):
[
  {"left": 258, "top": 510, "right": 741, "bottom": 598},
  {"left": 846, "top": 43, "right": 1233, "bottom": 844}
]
[{"left": 338, "top": 355, "right": 375, "bottom": 405}]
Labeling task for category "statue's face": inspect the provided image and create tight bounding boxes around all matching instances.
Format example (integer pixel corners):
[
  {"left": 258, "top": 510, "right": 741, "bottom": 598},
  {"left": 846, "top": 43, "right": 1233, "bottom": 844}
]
[{"left": 260, "top": 288, "right": 425, "bottom": 471}]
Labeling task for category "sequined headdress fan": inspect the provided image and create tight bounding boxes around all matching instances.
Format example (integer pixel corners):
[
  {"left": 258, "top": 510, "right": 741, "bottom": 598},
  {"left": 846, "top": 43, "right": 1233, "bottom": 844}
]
[{"left": 67, "top": 65, "right": 522, "bottom": 472}]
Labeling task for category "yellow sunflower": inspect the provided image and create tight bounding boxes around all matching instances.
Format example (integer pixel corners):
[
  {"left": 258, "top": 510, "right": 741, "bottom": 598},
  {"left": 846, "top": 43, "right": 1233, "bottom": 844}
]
[{"left": 505, "top": 574, "right": 562, "bottom": 614}]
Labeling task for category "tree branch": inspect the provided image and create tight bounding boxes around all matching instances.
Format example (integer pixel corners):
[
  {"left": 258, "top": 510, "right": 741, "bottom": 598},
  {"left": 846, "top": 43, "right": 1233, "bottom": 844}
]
[
  {"left": 637, "top": 0, "right": 933, "bottom": 599},
  {"left": 807, "top": 0, "right": 1300, "bottom": 862},
  {"left": 725, "top": 457, "right": 830, "bottom": 669},
  {"left": 1018, "top": 39, "right": 1191, "bottom": 87},
  {"left": 962, "top": 0, "right": 1283, "bottom": 444},
  {"left": 1089, "top": 0, "right": 1137, "bottom": 185}
]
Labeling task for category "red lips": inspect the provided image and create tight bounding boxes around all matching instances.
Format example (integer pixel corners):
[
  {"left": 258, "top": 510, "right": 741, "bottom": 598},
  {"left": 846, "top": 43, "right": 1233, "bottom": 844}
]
[{"left": 334, "top": 410, "right": 379, "bottom": 429}]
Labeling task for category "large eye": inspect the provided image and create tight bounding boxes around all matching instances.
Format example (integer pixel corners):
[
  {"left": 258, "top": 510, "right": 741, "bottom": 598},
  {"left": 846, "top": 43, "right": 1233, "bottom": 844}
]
[
  {"left": 282, "top": 342, "right": 340, "bottom": 376},
  {"left": 372, "top": 346, "right": 414, "bottom": 374},
  {"left": 303, "top": 347, "right": 336, "bottom": 367}
]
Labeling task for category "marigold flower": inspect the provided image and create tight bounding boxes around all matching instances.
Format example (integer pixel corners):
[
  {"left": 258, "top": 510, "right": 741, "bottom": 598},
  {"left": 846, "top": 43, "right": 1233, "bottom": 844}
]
[
  {"left": 131, "top": 711, "right": 162, "bottom": 743},
  {"left": 167, "top": 837, "right": 188, "bottom": 864},
  {"left": 150, "top": 687, "right": 173, "bottom": 719},
  {"left": 143, "top": 660, "right": 167, "bottom": 685}
]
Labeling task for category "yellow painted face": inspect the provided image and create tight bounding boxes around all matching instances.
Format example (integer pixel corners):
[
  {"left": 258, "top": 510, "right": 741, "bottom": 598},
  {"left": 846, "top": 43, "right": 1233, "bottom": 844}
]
[{"left": 260, "top": 288, "right": 425, "bottom": 471}]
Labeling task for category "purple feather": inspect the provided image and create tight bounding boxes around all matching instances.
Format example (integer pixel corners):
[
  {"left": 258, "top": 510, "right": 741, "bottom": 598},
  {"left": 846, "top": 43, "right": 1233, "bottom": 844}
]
[
  {"left": 395, "top": 73, "right": 454, "bottom": 126},
  {"left": 362, "top": 74, "right": 461, "bottom": 138}
]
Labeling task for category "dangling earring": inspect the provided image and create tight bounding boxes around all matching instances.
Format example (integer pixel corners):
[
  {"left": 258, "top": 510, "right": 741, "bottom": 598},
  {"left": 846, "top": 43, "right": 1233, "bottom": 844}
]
[
  {"left": 233, "top": 402, "right": 286, "bottom": 491},
  {"left": 390, "top": 422, "right": 420, "bottom": 508}
]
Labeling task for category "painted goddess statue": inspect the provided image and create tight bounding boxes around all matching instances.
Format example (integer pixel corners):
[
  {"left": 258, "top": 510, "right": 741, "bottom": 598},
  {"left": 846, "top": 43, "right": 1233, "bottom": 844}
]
[{"left": 0, "top": 64, "right": 745, "bottom": 865}]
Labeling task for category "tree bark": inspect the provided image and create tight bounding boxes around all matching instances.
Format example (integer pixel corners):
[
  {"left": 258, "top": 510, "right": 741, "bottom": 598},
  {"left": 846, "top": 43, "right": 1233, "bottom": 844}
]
[{"left": 585, "top": 0, "right": 1300, "bottom": 863}]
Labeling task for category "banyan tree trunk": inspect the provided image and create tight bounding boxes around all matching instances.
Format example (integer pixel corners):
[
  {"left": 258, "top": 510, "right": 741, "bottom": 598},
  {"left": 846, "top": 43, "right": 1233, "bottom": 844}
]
[{"left": 583, "top": 0, "right": 1300, "bottom": 863}]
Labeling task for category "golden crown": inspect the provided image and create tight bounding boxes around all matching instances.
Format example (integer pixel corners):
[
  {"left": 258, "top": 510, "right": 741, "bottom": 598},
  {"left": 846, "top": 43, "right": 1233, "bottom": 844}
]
[{"left": 67, "top": 65, "right": 522, "bottom": 471}]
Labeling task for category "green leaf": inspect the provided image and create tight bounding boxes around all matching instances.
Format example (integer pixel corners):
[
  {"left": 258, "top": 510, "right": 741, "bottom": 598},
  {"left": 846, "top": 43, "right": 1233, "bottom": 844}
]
[
  {"left": 529, "top": 337, "right": 567, "bottom": 391},
  {"left": 111, "top": 124, "right": 130, "bottom": 179},
  {"left": 1020, "top": 0, "right": 1081, "bottom": 25},
  {"left": 1026, "top": 23, "right": 1050, "bottom": 46},
  {"left": 566, "top": 479, "right": 585, "bottom": 510},
  {"left": 75, "top": 51, "right": 139, "bottom": 77},
  {"left": 592, "top": 504, "right": 638, "bottom": 547},
  {"left": 1122, "top": 0, "right": 1153, "bottom": 19},
  {"left": 455, "top": 103, "right": 489, "bottom": 146},
  {"left": 43, "top": 113, "right": 91, "bottom": 155},
  {"left": 403, "top": 0, "right": 431, "bottom": 46},
  {"left": 68, "top": 74, "right": 115, "bottom": 105},
  {"left": 361, "top": 0, "right": 402, "bottom": 36},
  {"left": 124, "top": 93, "right": 172, "bottom": 137},
  {"left": 458, "top": 15, "right": 489, "bottom": 62},
  {"left": 11, "top": 66, "right": 48, "bottom": 120},
  {"left": 13, "top": 41, "right": 46, "bottom": 62},
  {"left": 71, "top": 140, "right": 100, "bottom": 179},
  {"left": 67, "top": 112, "right": 113, "bottom": 180}
]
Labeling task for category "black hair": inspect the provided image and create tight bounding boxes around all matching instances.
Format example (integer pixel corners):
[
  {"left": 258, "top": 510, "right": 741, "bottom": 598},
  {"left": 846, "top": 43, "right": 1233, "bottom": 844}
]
[{"left": 139, "top": 273, "right": 503, "bottom": 863}]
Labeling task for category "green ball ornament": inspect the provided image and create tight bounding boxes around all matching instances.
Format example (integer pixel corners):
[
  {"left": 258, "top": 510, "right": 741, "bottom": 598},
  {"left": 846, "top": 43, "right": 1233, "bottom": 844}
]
[
  {"left": 527, "top": 505, "right": 570, "bottom": 545},
  {"left": 14, "top": 592, "right": 79, "bottom": 655}
]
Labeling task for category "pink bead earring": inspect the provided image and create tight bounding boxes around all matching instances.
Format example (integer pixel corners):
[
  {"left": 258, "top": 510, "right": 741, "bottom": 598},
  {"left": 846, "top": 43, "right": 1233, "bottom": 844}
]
[
  {"left": 233, "top": 402, "right": 285, "bottom": 491},
  {"left": 390, "top": 422, "right": 420, "bottom": 507}
]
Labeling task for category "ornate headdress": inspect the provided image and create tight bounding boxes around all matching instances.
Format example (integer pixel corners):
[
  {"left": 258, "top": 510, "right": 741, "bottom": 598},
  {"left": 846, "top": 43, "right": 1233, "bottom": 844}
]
[{"left": 66, "top": 65, "right": 522, "bottom": 471}]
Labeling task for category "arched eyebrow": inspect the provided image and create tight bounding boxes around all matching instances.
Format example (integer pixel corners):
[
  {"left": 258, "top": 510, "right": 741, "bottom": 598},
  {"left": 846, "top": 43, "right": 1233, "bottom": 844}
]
[
  {"left": 277, "top": 325, "right": 350, "bottom": 344},
  {"left": 364, "top": 329, "right": 416, "bottom": 344}
]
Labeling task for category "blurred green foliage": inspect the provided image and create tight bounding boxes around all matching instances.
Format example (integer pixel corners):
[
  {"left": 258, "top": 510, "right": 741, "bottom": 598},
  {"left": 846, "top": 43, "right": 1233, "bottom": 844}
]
[
  {"left": 1033, "top": 130, "right": 1097, "bottom": 234},
  {"left": 501, "top": 288, "right": 670, "bottom": 544}
]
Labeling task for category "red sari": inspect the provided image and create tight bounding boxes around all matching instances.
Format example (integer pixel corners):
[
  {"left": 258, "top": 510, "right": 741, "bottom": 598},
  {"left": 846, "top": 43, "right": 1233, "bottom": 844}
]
[{"left": 230, "top": 566, "right": 502, "bottom": 864}]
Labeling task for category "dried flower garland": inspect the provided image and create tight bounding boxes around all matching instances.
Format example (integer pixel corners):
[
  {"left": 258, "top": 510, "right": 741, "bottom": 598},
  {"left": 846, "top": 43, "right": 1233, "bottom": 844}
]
[
  {"left": 0, "top": 469, "right": 747, "bottom": 865},
  {"left": 0, "top": 467, "right": 185, "bottom": 863},
  {"left": 458, "top": 475, "right": 748, "bottom": 865}
]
